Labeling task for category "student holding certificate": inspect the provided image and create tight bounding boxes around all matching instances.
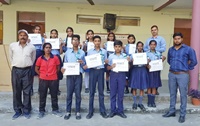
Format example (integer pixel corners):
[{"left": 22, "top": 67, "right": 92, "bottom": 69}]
[
  {"left": 124, "top": 34, "right": 136, "bottom": 94},
  {"left": 63, "top": 27, "right": 74, "bottom": 52},
  {"left": 35, "top": 43, "right": 62, "bottom": 119},
  {"left": 129, "top": 41, "right": 148, "bottom": 111},
  {"left": 146, "top": 40, "right": 166, "bottom": 108},
  {"left": 82, "top": 30, "right": 95, "bottom": 93},
  {"left": 83, "top": 35, "right": 108, "bottom": 119},
  {"left": 107, "top": 41, "right": 131, "bottom": 118},
  {"left": 103, "top": 32, "right": 116, "bottom": 93},
  {"left": 49, "top": 29, "right": 65, "bottom": 95},
  {"left": 61, "top": 35, "right": 85, "bottom": 120},
  {"left": 30, "top": 25, "right": 45, "bottom": 95}
]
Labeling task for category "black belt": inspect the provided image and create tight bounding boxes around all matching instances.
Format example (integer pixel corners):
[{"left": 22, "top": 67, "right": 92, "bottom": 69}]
[
  {"left": 13, "top": 66, "right": 31, "bottom": 70},
  {"left": 169, "top": 70, "right": 188, "bottom": 74}
]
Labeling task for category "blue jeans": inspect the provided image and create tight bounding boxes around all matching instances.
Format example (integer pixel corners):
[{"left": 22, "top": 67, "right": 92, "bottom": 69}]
[{"left": 168, "top": 72, "right": 189, "bottom": 116}]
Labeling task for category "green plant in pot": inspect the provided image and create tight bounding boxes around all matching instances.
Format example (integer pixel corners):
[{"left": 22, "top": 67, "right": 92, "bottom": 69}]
[{"left": 188, "top": 89, "right": 200, "bottom": 106}]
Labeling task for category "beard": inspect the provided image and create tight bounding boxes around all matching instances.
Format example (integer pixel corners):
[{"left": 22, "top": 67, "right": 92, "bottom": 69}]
[{"left": 174, "top": 43, "right": 182, "bottom": 46}]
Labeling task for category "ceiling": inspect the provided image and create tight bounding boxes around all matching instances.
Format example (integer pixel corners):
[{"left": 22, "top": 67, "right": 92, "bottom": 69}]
[{"left": 21, "top": 0, "right": 192, "bottom": 9}]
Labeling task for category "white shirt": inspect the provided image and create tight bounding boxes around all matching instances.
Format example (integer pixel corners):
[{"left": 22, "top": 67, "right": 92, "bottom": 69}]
[{"left": 9, "top": 42, "right": 36, "bottom": 68}]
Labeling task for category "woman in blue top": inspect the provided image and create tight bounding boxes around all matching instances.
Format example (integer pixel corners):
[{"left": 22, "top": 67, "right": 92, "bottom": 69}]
[
  {"left": 130, "top": 41, "right": 148, "bottom": 111},
  {"left": 49, "top": 29, "right": 65, "bottom": 95},
  {"left": 103, "top": 32, "right": 116, "bottom": 93},
  {"left": 82, "top": 30, "right": 94, "bottom": 93},
  {"left": 147, "top": 40, "right": 165, "bottom": 107},
  {"left": 63, "top": 27, "right": 74, "bottom": 52},
  {"left": 31, "top": 25, "right": 45, "bottom": 95},
  {"left": 124, "top": 34, "right": 136, "bottom": 94}
]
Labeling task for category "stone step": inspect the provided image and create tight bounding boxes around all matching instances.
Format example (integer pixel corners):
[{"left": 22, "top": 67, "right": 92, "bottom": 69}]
[{"left": 0, "top": 93, "right": 200, "bottom": 114}]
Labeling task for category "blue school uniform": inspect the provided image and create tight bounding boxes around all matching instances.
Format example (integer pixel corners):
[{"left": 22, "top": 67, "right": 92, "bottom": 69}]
[
  {"left": 104, "top": 41, "right": 114, "bottom": 73},
  {"left": 32, "top": 37, "right": 45, "bottom": 76},
  {"left": 108, "top": 52, "right": 128, "bottom": 113},
  {"left": 147, "top": 50, "right": 162, "bottom": 88},
  {"left": 129, "top": 51, "right": 149, "bottom": 90},
  {"left": 64, "top": 48, "right": 85, "bottom": 113},
  {"left": 87, "top": 48, "right": 107, "bottom": 113}
]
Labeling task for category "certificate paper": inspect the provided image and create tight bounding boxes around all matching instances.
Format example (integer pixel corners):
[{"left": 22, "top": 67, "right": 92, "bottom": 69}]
[
  {"left": 63, "top": 63, "right": 80, "bottom": 75},
  {"left": 149, "top": 59, "right": 163, "bottom": 72},
  {"left": 112, "top": 59, "right": 128, "bottom": 72},
  {"left": 45, "top": 38, "right": 60, "bottom": 49},
  {"left": 129, "top": 44, "right": 136, "bottom": 54},
  {"left": 87, "top": 42, "right": 95, "bottom": 51},
  {"left": 85, "top": 54, "right": 102, "bottom": 68},
  {"left": 106, "top": 41, "right": 115, "bottom": 52},
  {"left": 67, "top": 37, "right": 73, "bottom": 48},
  {"left": 132, "top": 53, "right": 147, "bottom": 65},
  {"left": 28, "top": 34, "right": 42, "bottom": 45}
]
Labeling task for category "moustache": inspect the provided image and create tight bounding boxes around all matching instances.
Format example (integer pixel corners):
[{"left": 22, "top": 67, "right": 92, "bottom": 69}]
[{"left": 20, "top": 38, "right": 25, "bottom": 40}]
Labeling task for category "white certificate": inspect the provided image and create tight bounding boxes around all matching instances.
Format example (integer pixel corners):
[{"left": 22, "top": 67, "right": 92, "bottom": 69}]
[
  {"left": 129, "top": 44, "right": 136, "bottom": 54},
  {"left": 85, "top": 54, "right": 102, "bottom": 68},
  {"left": 28, "top": 34, "right": 42, "bottom": 45},
  {"left": 45, "top": 38, "right": 60, "bottom": 49},
  {"left": 132, "top": 53, "right": 147, "bottom": 65},
  {"left": 149, "top": 59, "right": 163, "bottom": 72},
  {"left": 87, "top": 42, "right": 95, "bottom": 51},
  {"left": 106, "top": 41, "right": 115, "bottom": 52},
  {"left": 67, "top": 37, "right": 73, "bottom": 48},
  {"left": 112, "top": 59, "right": 128, "bottom": 72},
  {"left": 63, "top": 63, "right": 80, "bottom": 75}
]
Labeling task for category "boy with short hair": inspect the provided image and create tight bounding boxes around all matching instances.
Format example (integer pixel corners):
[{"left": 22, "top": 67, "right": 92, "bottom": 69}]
[
  {"left": 62, "top": 34, "right": 85, "bottom": 120},
  {"left": 107, "top": 40, "right": 131, "bottom": 118}
]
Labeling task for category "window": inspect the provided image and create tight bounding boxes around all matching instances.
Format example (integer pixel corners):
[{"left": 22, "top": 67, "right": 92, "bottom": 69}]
[
  {"left": 17, "top": 12, "right": 45, "bottom": 34},
  {"left": 116, "top": 16, "right": 140, "bottom": 26},
  {"left": 0, "top": 11, "right": 3, "bottom": 44},
  {"left": 77, "top": 14, "right": 102, "bottom": 25}
]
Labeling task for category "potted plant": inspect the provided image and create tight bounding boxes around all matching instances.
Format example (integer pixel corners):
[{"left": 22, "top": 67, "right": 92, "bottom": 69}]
[{"left": 188, "top": 89, "right": 200, "bottom": 106}]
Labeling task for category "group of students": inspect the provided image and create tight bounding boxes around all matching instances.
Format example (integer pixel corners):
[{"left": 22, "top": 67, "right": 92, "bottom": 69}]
[
  {"left": 27, "top": 25, "right": 167, "bottom": 120},
  {"left": 10, "top": 24, "right": 198, "bottom": 123}
]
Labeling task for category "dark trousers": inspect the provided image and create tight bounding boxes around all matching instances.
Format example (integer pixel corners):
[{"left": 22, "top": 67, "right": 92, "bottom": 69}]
[
  {"left": 11, "top": 66, "right": 32, "bottom": 113},
  {"left": 89, "top": 68, "right": 106, "bottom": 113},
  {"left": 110, "top": 71, "right": 126, "bottom": 113},
  {"left": 39, "top": 79, "right": 58, "bottom": 112},
  {"left": 66, "top": 74, "right": 82, "bottom": 113}
]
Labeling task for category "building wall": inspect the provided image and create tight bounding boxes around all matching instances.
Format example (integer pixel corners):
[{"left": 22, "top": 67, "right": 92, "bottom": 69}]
[{"left": 0, "top": 0, "right": 192, "bottom": 80}]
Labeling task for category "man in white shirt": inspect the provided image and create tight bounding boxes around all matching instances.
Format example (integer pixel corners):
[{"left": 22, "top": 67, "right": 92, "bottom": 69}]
[{"left": 9, "top": 29, "right": 36, "bottom": 119}]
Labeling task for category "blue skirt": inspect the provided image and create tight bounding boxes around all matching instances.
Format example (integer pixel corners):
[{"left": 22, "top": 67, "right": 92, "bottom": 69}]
[
  {"left": 129, "top": 66, "right": 148, "bottom": 90},
  {"left": 32, "top": 49, "right": 44, "bottom": 76},
  {"left": 148, "top": 71, "right": 162, "bottom": 88}
]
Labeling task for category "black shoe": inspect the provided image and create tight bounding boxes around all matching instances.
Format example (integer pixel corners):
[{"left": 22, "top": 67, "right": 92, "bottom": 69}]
[
  {"left": 152, "top": 103, "right": 156, "bottom": 108},
  {"left": 145, "top": 91, "right": 147, "bottom": 94},
  {"left": 12, "top": 112, "right": 22, "bottom": 120},
  {"left": 162, "top": 112, "right": 176, "bottom": 117},
  {"left": 76, "top": 112, "right": 81, "bottom": 120},
  {"left": 109, "top": 112, "right": 116, "bottom": 118},
  {"left": 178, "top": 116, "right": 185, "bottom": 123},
  {"left": 86, "top": 113, "right": 93, "bottom": 119},
  {"left": 57, "top": 90, "right": 61, "bottom": 96},
  {"left": 64, "top": 113, "right": 71, "bottom": 120},
  {"left": 85, "top": 88, "right": 89, "bottom": 93},
  {"left": 100, "top": 112, "right": 108, "bottom": 118},
  {"left": 117, "top": 112, "right": 127, "bottom": 118},
  {"left": 138, "top": 104, "right": 146, "bottom": 111},
  {"left": 124, "top": 89, "right": 129, "bottom": 94},
  {"left": 156, "top": 91, "right": 159, "bottom": 95},
  {"left": 37, "top": 112, "right": 45, "bottom": 119},
  {"left": 132, "top": 103, "right": 137, "bottom": 110},
  {"left": 106, "top": 89, "right": 110, "bottom": 93}
]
